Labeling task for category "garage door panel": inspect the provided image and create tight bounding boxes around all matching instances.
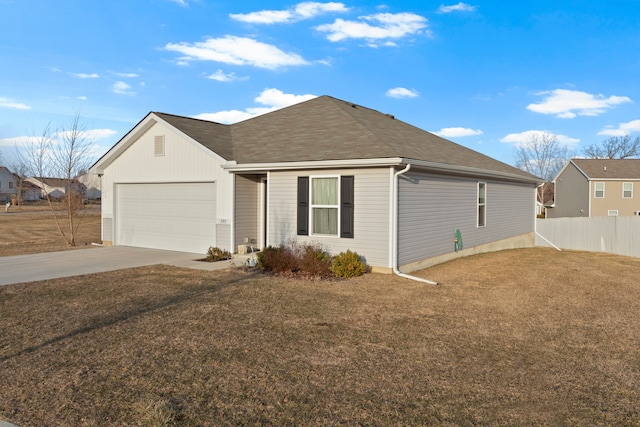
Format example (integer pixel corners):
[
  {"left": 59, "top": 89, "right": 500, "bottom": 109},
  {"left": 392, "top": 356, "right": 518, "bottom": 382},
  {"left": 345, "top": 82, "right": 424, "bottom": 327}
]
[{"left": 116, "top": 183, "right": 216, "bottom": 254}]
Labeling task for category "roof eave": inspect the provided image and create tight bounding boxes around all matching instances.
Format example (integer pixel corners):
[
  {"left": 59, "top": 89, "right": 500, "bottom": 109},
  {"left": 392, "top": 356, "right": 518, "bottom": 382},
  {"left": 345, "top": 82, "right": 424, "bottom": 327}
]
[
  {"left": 221, "top": 157, "right": 405, "bottom": 172},
  {"left": 403, "top": 158, "right": 542, "bottom": 184}
]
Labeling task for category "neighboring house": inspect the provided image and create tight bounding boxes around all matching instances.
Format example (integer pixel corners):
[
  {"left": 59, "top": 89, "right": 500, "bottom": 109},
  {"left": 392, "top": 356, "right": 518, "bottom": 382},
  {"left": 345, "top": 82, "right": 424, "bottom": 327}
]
[
  {"left": 548, "top": 158, "right": 640, "bottom": 218},
  {"left": 536, "top": 182, "right": 554, "bottom": 216},
  {"left": 13, "top": 175, "right": 41, "bottom": 202},
  {"left": 25, "top": 177, "right": 86, "bottom": 200},
  {"left": 0, "top": 166, "right": 17, "bottom": 202},
  {"left": 77, "top": 172, "right": 102, "bottom": 200},
  {"left": 92, "top": 95, "right": 540, "bottom": 273}
]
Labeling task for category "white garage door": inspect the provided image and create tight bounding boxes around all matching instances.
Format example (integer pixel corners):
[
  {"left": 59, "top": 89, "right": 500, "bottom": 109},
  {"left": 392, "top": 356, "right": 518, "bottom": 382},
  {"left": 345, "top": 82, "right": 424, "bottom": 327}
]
[{"left": 116, "top": 182, "right": 216, "bottom": 254}]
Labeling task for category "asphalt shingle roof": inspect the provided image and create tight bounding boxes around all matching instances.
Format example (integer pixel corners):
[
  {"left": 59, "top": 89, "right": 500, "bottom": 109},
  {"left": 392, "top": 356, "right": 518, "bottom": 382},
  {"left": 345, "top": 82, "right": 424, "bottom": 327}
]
[
  {"left": 572, "top": 158, "right": 640, "bottom": 179},
  {"left": 155, "top": 95, "right": 538, "bottom": 181}
]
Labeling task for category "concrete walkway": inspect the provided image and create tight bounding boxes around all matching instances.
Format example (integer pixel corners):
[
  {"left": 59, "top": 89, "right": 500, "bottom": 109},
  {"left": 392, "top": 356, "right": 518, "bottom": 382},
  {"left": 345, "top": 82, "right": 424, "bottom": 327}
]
[{"left": 0, "top": 246, "right": 247, "bottom": 286}]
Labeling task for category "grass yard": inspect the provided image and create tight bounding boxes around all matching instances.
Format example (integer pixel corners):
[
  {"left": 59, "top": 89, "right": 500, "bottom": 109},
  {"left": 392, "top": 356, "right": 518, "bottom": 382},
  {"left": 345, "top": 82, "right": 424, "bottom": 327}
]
[
  {"left": 0, "top": 204, "right": 101, "bottom": 256},
  {"left": 1, "top": 214, "right": 640, "bottom": 426}
]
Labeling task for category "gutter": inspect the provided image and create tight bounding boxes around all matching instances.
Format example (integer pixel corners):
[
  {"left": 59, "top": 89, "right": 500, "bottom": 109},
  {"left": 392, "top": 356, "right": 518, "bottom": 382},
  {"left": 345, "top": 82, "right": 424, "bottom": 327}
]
[
  {"left": 391, "top": 164, "right": 439, "bottom": 285},
  {"left": 222, "top": 157, "right": 540, "bottom": 185}
]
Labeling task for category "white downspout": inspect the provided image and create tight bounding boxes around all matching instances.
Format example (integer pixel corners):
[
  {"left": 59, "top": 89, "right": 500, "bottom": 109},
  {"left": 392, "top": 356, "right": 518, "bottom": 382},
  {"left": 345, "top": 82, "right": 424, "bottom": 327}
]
[{"left": 392, "top": 164, "right": 439, "bottom": 285}]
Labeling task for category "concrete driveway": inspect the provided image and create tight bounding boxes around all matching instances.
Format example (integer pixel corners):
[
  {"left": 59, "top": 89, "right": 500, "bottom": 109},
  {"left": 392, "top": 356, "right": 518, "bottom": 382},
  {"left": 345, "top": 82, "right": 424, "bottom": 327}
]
[{"left": 0, "top": 246, "right": 237, "bottom": 286}]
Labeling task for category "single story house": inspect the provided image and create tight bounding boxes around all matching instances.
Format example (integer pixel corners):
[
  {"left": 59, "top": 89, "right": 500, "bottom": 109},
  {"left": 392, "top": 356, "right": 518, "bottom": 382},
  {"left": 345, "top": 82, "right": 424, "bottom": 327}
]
[
  {"left": 92, "top": 96, "right": 540, "bottom": 273},
  {"left": 25, "top": 177, "right": 85, "bottom": 200},
  {"left": 0, "top": 166, "right": 17, "bottom": 202},
  {"left": 548, "top": 158, "right": 640, "bottom": 218},
  {"left": 77, "top": 172, "right": 102, "bottom": 200}
]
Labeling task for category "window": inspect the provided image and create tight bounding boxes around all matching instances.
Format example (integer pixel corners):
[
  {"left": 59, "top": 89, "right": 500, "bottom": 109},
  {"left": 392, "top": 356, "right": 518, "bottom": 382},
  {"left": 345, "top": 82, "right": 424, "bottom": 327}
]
[
  {"left": 8, "top": 182, "right": 13, "bottom": 189},
  {"left": 594, "top": 182, "right": 605, "bottom": 198},
  {"left": 297, "top": 175, "right": 354, "bottom": 238},
  {"left": 623, "top": 182, "right": 633, "bottom": 198},
  {"left": 608, "top": 210, "right": 619, "bottom": 216},
  {"left": 477, "top": 182, "right": 486, "bottom": 227},
  {"left": 312, "top": 177, "right": 339, "bottom": 235}
]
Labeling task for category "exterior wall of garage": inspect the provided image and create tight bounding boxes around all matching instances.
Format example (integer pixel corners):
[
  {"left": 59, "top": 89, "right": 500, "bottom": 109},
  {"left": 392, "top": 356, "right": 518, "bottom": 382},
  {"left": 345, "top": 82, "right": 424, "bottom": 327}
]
[{"left": 100, "top": 120, "right": 234, "bottom": 250}]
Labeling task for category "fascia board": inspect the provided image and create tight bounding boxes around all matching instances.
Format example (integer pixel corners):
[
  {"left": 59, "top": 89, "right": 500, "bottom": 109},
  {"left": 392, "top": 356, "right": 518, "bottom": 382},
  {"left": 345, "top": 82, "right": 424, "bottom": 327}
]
[
  {"left": 405, "top": 158, "right": 542, "bottom": 184},
  {"left": 221, "top": 157, "right": 404, "bottom": 172},
  {"left": 567, "top": 160, "right": 591, "bottom": 180},
  {"left": 92, "top": 113, "right": 157, "bottom": 171},
  {"left": 92, "top": 112, "right": 230, "bottom": 173}
]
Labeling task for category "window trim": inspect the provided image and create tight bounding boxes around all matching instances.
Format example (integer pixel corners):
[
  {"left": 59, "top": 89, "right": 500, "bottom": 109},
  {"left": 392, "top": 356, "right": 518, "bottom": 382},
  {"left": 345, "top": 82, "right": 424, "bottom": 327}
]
[
  {"left": 310, "top": 175, "right": 340, "bottom": 237},
  {"left": 594, "top": 182, "right": 605, "bottom": 198},
  {"left": 623, "top": 182, "right": 633, "bottom": 199},
  {"left": 477, "top": 182, "right": 487, "bottom": 228},
  {"left": 297, "top": 175, "right": 354, "bottom": 239}
]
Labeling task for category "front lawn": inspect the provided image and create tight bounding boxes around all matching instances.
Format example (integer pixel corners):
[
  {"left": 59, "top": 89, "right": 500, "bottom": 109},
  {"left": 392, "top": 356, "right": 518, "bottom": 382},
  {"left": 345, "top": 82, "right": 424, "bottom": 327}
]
[{"left": 1, "top": 248, "right": 640, "bottom": 426}]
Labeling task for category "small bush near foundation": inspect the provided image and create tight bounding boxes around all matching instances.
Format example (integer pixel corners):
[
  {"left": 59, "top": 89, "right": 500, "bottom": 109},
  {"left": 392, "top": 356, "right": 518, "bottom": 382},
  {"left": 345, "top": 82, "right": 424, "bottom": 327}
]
[
  {"left": 299, "top": 244, "right": 332, "bottom": 278},
  {"left": 331, "top": 250, "right": 367, "bottom": 278},
  {"left": 257, "top": 245, "right": 298, "bottom": 273},
  {"left": 258, "top": 242, "right": 367, "bottom": 279},
  {"left": 205, "top": 246, "right": 231, "bottom": 262}
]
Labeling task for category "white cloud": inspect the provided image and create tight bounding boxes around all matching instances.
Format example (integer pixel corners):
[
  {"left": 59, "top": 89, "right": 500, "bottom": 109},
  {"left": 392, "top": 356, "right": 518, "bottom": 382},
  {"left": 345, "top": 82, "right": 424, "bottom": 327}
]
[
  {"left": 165, "top": 36, "right": 309, "bottom": 69},
  {"left": 598, "top": 119, "right": 640, "bottom": 136},
  {"left": 386, "top": 87, "right": 419, "bottom": 98},
  {"left": 112, "top": 72, "right": 139, "bottom": 78},
  {"left": 194, "top": 88, "right": 317, "bottom": 124},
  {"left": 230, "top": 2, "right": 348, "bottom": 24},
  {"left": 316, "top": 12, "right": 428, "bottom": 43},
  {"left": 112, "top": 81, "right": 136, "bottom": 95},
  {"left": 0, "top": 128, "right": 116, "bottom": 149},
  {"left": 206, "top": 70, "right": 245, "bottom": 82},
  {"left": 500, "top": 130, "right": 579, "bottom": 148},
  {"left": 0, "top": 97, "right": 30, "bottom": 110},
  {"left": 169, "top": 0, "right": 187, "bottom": 6},
  {"left": 434, "top": 127, "right": 483, "bottom": 137},
  {"left": 0, "top": 136, "right": 39, "bottom": 148},
  {"left": 77, "top": 96, "right": 87, "bottom": 101},
  {"left": 438, "top": 2, "right": 476, "bottom": 13},
  {"left": 527, "top": 89, "right": 632, "bottom": 119},
  {"left": 56, "top": 128, "right": 118, "bottom": 141},
  {"left": 71, "top": 72, "right": 100, "bottom": 79}
]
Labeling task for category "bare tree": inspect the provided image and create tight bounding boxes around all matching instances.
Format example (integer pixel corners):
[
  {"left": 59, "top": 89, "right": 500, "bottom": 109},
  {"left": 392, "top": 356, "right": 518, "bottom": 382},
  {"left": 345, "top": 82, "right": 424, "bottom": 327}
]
[
  {"left": 583, "top": 135, "right": 640, "bottom": 159},
  {"left": 9, "top": 157, "right": 30, "bottom": 208},
  {"left": 514, "top": 131, "right": 570, "bottom": 181},
  {"left": 514, "top": 131, "right": 571, "bottom": 212},
  {"left": 16, "top": 114, "right": 94, "bottom": 246}
]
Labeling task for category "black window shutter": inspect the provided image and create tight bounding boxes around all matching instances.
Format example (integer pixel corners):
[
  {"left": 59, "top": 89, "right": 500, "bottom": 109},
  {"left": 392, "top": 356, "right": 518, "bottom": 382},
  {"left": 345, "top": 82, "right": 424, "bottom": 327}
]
[
  {"left": 341, "top": 176, "right": 354, "bottom": 238},
  {"left": 297, "top": 176, "right": 309, "bottom": 235}
]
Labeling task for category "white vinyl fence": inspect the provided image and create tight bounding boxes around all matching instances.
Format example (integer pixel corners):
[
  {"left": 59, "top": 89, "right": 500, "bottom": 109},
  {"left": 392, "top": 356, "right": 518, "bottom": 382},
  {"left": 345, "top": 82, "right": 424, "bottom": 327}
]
[{"left": 536, "top": 216, "right": 640, "bottom": 258}]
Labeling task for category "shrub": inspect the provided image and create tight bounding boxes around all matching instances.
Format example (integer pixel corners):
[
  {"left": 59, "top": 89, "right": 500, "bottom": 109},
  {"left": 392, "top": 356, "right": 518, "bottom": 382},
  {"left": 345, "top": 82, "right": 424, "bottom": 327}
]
[
  {"left": 299, "top": 244, "right": 332, "bottom": 278},
  {"left": 257, "top": 245, "right": 298, "bottom": 273},
  {"left": 205, "top": 246, "right": 231, "bottom": 262},
  {"left": 331, "top": 250, "right": 367, "bottom": 278}
]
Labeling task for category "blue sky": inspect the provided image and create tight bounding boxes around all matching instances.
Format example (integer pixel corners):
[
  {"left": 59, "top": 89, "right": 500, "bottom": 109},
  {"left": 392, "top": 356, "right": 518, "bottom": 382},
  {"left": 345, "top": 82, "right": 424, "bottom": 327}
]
[{"left": 1, "top": 0, "right": 639, "bottom": 168}]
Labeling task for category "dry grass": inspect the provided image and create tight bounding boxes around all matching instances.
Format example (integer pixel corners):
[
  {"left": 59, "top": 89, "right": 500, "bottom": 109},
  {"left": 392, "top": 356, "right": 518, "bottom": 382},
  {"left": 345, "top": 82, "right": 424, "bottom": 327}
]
[
  {"left": 1, "top": 214, "right": 640, "bottom": 426},
  {"left": 0, "top": 204, "right": 101, "bottom": 256}
]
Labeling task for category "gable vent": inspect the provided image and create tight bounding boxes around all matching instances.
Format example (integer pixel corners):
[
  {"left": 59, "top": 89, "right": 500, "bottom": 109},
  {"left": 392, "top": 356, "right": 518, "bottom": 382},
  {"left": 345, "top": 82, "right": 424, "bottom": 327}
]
[{"left": 154, "top": 135, "right": 165, "bottom": 157}]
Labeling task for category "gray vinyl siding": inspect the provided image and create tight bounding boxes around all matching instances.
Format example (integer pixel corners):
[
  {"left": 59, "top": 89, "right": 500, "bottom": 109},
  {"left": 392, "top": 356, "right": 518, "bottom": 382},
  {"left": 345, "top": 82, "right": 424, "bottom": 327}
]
[
  {"left": 268, "top": 167, "right": 391, "bottom": 268},
  {"left": 235, "top": 174, "right": 260, "bottom": 248},
  {"left": 398, "top": 172, "right": 535, "bottom": 266},
  {"left": 547, "top": 163, "right": 589, "bottom": 218},
  {"left": 216, "top": 224, "right": 231, "bottom": 252}
]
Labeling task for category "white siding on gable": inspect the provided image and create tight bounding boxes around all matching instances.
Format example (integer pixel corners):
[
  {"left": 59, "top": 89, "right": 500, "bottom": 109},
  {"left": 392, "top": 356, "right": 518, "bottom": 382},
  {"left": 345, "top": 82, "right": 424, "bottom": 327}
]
[
  {"left": 268, "top": 167, "right": 392, "bottom": 268},
  {"left": 398, "top": 172, "right": 535, "bottom": 266},
  {"left": 101, "top": 120, "right": 234, "bottom": 250}
]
